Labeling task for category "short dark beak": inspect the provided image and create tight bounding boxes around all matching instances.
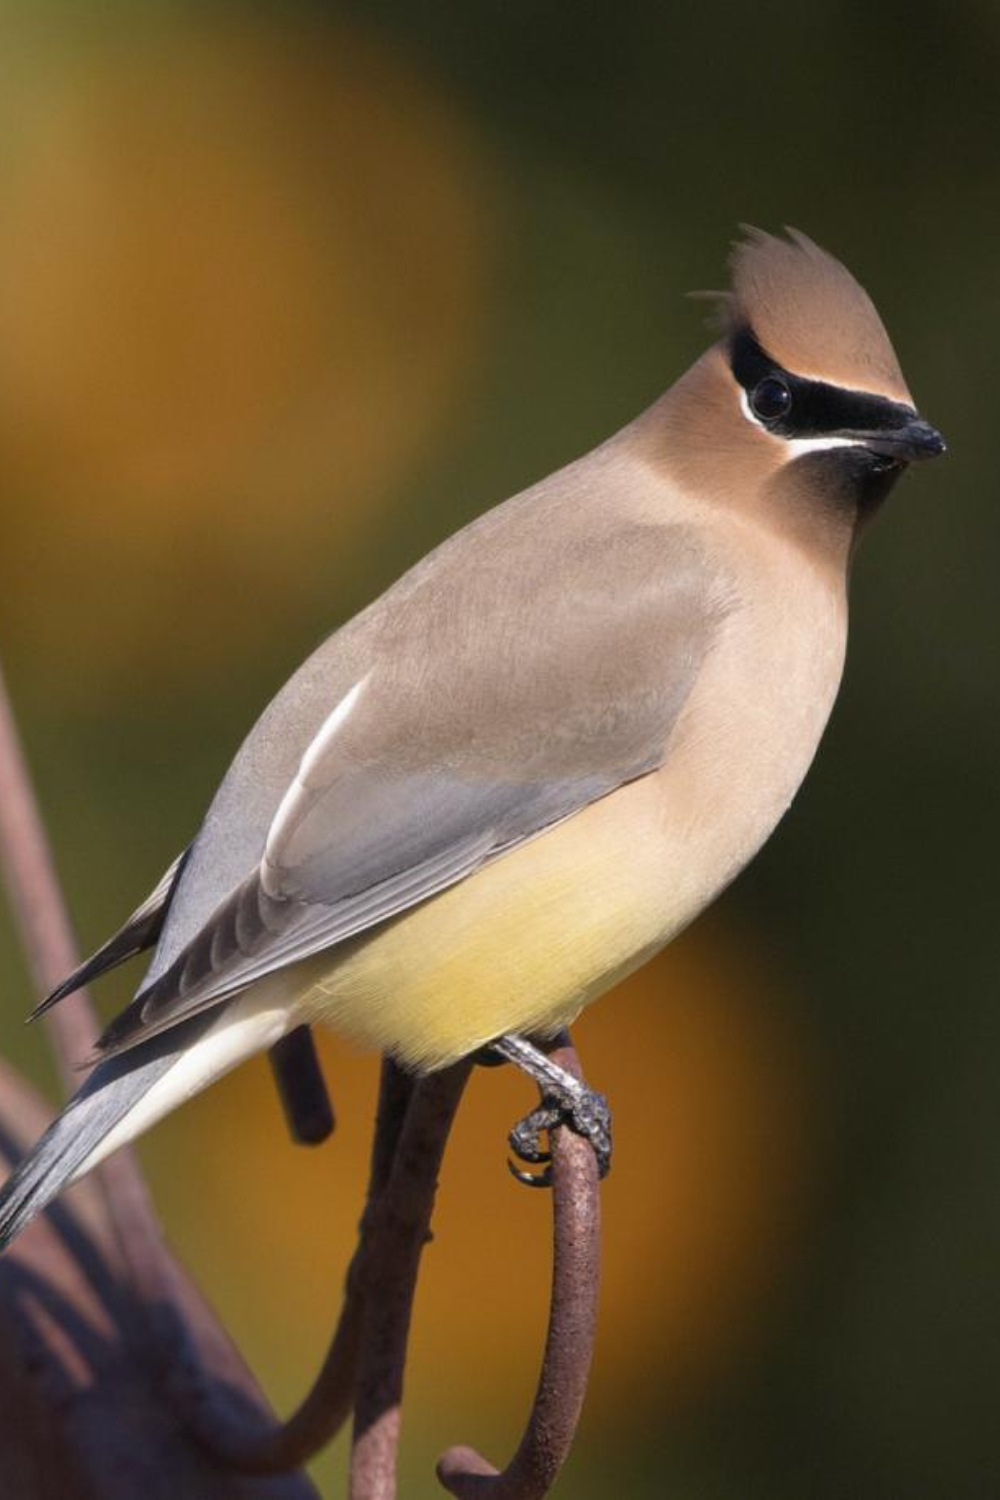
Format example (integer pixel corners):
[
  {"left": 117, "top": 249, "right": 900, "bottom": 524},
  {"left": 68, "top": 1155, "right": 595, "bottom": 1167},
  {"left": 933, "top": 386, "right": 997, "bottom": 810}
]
[{"left": 862, "top": 417, "right": 947, "bottom": 463}]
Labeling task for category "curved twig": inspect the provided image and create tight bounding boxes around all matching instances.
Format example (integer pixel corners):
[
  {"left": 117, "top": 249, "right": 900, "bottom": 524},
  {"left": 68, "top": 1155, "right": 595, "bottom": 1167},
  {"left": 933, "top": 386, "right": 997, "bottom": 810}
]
[
  {"left": 176, "top": 1056, "right": 470, "bottom": 1486},
  {"left": 350, "top": 1059, "right": 473, "bottom": 1499},
  {"left": 0, "top": 658, "right": 105, "bottom": 1083},
  {"left": 436, "top": 1040, "right": 602, "bottom": 1500},
  {"left": 194, "top": 1059, "right": 418, "bottom": 1474},
  {"left": 269, "top": 1026, "right": 336, "bottom": 1146},
  {"left": 0, "top": 656, "right": 175, "bottom": 1260}
]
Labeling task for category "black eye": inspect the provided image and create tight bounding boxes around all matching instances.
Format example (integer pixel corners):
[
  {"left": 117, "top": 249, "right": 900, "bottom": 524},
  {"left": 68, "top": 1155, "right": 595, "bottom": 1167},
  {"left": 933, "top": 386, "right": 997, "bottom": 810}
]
[{"left": 750, "top": 376, "right": 792, "bottom": 423}]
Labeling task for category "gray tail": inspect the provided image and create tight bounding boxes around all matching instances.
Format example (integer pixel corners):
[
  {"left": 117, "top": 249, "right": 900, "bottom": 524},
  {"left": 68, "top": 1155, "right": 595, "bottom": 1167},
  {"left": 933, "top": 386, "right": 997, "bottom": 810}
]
[{"left": 0, "top": 1015, "right": 210, "bottom": 1253}]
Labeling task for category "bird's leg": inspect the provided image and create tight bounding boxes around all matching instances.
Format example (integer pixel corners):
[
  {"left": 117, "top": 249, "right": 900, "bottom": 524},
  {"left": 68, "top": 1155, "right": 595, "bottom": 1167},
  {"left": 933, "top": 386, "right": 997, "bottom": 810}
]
[{"left": 490, "top": 1032, "right": 612, "bottom": 1186}]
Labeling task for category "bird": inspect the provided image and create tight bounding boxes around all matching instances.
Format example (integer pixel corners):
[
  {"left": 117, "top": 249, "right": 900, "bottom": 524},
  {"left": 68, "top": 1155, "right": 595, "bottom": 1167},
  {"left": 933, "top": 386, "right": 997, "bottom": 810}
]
[{"left": 0, "top": 227, "right": 944, "bottom": 1249}]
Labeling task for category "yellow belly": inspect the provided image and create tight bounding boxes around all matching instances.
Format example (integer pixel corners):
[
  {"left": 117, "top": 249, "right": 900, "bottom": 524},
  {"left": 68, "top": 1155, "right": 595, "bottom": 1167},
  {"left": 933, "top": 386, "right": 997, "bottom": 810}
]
[{"left": 289, "top": 775, "right": 682, "bottom": 1071}]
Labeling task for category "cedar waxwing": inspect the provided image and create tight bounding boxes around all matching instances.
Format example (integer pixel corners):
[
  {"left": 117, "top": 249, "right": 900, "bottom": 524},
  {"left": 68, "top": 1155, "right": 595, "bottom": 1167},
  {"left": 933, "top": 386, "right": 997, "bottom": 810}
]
[{"left": 0, "top": 228, "right": 944, "bottom": 1249}]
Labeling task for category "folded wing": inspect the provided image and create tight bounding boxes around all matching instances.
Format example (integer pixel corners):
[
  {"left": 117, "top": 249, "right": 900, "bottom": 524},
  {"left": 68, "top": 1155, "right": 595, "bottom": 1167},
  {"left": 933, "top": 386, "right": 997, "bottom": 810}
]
[{"left": 95, "top": 516, "right": 730, "bottom": 1058}]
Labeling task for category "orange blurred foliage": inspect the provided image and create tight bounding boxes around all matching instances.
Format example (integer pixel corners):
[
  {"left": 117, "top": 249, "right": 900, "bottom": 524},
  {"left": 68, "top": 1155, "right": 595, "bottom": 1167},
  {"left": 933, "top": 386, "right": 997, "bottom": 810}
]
[{"left": 0, "top": 12, "right": 492, "bottom": 690}]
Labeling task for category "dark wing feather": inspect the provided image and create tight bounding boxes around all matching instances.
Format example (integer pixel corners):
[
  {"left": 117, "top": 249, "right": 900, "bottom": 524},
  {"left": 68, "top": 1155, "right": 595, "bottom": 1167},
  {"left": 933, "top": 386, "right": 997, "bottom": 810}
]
[{"left": 28, "top": 848, "right": 191, "bottom": 1021}]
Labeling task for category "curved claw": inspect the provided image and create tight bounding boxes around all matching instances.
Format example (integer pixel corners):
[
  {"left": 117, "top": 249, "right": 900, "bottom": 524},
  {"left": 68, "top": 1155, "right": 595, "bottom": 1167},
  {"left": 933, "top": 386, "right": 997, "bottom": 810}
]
[
  {"left": 509, "top": 1137, "right": 552, "bottom": 1166},
  {"left": 508, "top": 1102, "right": 555, "bottom": 1165},
  {"left": 506, "top": 1157, "right": 554, "bottom": 1189}
]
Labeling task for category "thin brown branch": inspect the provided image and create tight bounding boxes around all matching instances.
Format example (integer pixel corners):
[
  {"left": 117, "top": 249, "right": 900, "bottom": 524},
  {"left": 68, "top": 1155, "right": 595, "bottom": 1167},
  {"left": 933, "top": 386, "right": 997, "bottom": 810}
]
[
  {"left": 436, "top": 1039, "right": 602, "bottom": 1500},
  {"left": 0, "top": 657, "right": 102, "bottom": 1085},
  {"left": 0, "top": 655, "right": 177, "bottom": 1267},
  {"left": 191, "top": 1059, "right": 418, "bottom": 1473},
  {"left": 350, "top": 1059, "right": 473, "bottom": 1500},
  {"left": 269, "top": 1026, "right": 336, "bottom": 1146}
]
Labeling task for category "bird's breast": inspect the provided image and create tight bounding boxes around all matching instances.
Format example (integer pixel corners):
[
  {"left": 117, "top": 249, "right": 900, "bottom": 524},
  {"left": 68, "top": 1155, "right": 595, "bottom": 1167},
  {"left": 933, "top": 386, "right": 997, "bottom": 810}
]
[
  {"left": 648, "top": 529, "right": 848, "bottom": 921},
  {"left": 294, "top": 529, "right": 847, "bottom": 1071}
]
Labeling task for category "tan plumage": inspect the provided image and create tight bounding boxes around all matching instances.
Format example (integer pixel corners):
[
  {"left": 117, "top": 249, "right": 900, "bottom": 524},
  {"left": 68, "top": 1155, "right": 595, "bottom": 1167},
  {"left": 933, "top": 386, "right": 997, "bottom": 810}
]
[
  {"left": 725, "top": 226, "right": 912, "bottom": 400},
  {"left": 0, "top": 228, "right": 944, "bottom": 1249}
]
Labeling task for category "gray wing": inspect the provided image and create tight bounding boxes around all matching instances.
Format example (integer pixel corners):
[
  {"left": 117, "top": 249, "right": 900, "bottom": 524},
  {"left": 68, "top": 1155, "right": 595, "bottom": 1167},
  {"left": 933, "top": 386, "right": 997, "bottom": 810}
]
[
  {"left": 97, "top": 505, "right": 730, "bottom": 1058},
  {"left": 29, "top": 848, "right": 191, "bottom": 1019}
]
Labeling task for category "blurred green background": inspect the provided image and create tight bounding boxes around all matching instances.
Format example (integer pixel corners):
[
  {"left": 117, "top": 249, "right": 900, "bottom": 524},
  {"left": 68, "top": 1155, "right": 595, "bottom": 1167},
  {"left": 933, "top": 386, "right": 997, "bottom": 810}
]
[{"left": 0, "top": 1, "right": 995, "bottom": 1495}]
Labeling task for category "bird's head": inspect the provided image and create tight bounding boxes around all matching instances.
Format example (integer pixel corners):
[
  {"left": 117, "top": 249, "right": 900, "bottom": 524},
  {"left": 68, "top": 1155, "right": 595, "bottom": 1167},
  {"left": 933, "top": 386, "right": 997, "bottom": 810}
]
[
  {"left": 649, "top": 228, "right": 945, "bottom": 561},
  {"left": 724, "top": 226, "right": 944, "bottom": 483}
]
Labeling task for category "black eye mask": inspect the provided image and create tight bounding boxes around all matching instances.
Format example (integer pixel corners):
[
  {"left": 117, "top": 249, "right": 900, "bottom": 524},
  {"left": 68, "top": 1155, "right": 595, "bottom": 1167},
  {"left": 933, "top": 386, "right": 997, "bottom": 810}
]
[{"left": 730, "top": 326, "right": 916, "bottom": 441}]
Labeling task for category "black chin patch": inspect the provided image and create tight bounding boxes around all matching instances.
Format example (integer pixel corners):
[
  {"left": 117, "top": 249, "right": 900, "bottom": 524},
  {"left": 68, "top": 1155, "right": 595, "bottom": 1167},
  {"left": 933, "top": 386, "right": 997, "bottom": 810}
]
[{"left": 793, "top": 444, "right": 906, "bottom": 515}]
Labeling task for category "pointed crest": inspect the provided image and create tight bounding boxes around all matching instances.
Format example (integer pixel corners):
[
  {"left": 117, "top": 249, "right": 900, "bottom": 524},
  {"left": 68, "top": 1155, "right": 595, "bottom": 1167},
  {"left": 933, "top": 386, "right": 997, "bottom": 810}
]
[{"left": 719, "top": 227, "right": 911, "bottom": 403}]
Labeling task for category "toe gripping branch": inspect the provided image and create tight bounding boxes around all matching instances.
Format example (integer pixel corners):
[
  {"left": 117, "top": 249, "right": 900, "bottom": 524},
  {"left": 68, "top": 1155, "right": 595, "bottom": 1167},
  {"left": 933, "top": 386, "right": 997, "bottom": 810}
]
[{"left": 495, "top": 1032, "right": 613, "bottom": 1187}]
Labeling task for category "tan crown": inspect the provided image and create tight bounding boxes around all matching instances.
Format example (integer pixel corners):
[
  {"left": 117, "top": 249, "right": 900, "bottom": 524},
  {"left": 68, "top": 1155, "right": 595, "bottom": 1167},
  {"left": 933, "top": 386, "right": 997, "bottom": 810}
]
[{"left": 720, "top": 227, "right": 912, "bottom": 404}]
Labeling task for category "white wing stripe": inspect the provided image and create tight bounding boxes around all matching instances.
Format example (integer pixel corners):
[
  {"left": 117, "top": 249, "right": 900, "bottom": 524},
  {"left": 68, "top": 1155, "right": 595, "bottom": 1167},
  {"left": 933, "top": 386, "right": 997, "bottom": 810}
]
[{"left": 264, "top": 675, "right": 369, "bottom": 880}]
